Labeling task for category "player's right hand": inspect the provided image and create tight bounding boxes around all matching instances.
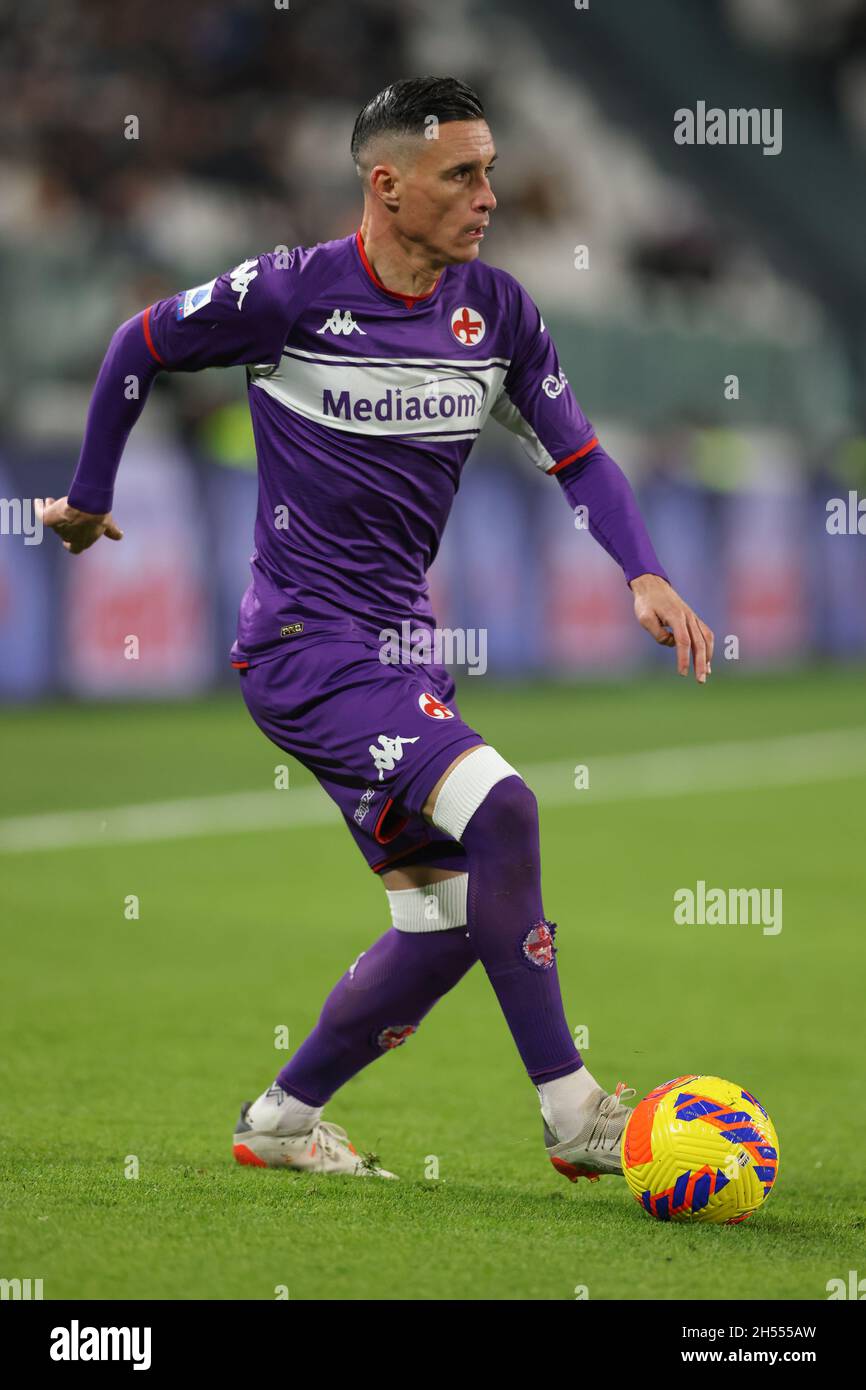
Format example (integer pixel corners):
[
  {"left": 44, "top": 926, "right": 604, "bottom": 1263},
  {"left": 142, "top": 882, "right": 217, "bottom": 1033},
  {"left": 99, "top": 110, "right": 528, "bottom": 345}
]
[{"left": 35, "top": 496, "right": 123, "bottom": 554}]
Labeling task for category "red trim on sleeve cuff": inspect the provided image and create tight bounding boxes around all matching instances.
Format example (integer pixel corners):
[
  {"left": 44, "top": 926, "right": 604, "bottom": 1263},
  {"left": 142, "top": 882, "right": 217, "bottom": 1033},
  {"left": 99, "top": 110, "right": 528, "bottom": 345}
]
[
  {"left": 141, "top": 305, "right": 164, "bottom": 364},
  {"left": 547, "top": 436, "right": 599, "bottom": 475}
]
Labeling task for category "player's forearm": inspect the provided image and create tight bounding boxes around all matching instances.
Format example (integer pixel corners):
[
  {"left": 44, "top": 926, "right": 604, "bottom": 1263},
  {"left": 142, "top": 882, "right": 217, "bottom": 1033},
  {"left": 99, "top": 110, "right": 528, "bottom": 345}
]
[
  {"left": 66, "top": 312, "right": 162, "bottom": 514},
  {"left": 557, "top": 443, "right": 669, "bottom": 585}
]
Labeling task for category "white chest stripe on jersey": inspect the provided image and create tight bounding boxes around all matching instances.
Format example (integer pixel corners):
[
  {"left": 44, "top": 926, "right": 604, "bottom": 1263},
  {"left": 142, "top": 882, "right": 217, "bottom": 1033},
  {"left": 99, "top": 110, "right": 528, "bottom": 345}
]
[
  {"left": 279, "top": 346, "right": 512, "bottom": 369},
  {"left": 251, "top": 349, "right": 510, "bottom": 441}
]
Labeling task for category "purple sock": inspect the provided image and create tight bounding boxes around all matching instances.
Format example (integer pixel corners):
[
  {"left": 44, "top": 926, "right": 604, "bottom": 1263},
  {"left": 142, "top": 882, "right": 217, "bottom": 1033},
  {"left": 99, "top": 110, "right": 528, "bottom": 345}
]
[
  {"left": 459, "top": 777, "right": 583, "bottom": 1085},
  {"left": 276, "top": 925, "right": 477, "bottom": 1106}
]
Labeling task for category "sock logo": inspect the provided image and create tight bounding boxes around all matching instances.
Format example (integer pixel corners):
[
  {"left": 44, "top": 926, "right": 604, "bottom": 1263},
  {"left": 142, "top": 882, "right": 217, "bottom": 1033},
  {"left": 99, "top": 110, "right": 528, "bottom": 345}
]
[
  {"left": 376, "top": 1024, "right": 417, "bottom": 1051},
  {"left": 522, "top": 921, "right": 556, "bottom": 969}
]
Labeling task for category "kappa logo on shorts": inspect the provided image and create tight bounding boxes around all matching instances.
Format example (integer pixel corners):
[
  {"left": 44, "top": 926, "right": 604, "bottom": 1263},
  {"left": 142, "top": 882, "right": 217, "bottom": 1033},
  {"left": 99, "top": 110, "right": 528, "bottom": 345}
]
[
  {"left": 354, "top": 787, "right": 375, "bottom": 825},
  {"left": 522, "top": 920, "right": 557, "bottom": 969},
  {"left": 418, "top": 692, "right": 454, "bottom": 719},
  {"left": 376, "top": 1024, "right": 417, "bottom": 1051},
  {"left": 368, "top": 733, "right": 420, "bottom": 781},
  {"left": 348, "top": 950, "right": 366, "bottom": 979}
]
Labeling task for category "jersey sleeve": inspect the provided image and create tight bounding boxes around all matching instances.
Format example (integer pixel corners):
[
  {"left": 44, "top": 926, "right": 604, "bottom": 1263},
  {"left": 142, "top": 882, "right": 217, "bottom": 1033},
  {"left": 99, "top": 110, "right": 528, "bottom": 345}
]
[
  {"left": 143, "top": 250, "right": 296, "bottom": 372},
  {"left": 490, "top": 277, "right": 598, "bottom": 474},
  {"left": 556, "top": 441, "right": 670, "bottom": 585},
  {"left": 65, "top": 250, "right": 304, "bottom": 514}
]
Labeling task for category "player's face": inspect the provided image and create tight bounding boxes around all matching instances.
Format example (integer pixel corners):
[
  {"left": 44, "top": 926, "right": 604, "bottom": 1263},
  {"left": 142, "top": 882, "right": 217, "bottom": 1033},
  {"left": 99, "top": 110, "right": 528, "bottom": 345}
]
[{"left": 399, "top": 120, "right": 497, "bottom": 265}]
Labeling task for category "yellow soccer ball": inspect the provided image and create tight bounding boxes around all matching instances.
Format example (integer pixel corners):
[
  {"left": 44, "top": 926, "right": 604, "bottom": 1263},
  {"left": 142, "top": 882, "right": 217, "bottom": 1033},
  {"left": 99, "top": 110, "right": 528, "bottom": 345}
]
[{"left": 621, "top": 1074, "right": 779, "bottom": 1223}]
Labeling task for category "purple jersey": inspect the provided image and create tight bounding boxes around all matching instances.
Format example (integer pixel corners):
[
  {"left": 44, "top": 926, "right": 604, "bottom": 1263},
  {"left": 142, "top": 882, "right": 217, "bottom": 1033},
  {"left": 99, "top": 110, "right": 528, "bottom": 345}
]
[{"left": 67, "top": 230, "right": 668, "bottom": 665}]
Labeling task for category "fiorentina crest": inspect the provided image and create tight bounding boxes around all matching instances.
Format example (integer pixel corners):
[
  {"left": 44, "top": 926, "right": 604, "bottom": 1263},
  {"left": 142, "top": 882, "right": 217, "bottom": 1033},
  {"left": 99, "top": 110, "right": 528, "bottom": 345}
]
[{"left": 522, "top": 921, "right": 556, "bottom": 969}]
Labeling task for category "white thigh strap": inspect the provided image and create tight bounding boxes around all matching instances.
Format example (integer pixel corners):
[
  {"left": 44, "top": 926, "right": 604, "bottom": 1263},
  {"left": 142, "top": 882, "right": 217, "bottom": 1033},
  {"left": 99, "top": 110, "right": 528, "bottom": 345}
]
[
  {"left": 431, "top": 745, "right": 522, "bottom": 841},
  {"left": 386, "top": 873, "right": 468, "bottom": 933}
]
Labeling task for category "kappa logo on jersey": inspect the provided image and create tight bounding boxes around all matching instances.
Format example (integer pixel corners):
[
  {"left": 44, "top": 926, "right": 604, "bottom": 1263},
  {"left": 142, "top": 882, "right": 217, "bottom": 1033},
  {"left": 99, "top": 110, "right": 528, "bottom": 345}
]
[
  {"left": 176, "top": 278, "right": 217, "bottom": 320},
  {"left": 229, "top": 258, "right": 258, "bottom": 310},
  {"left": 450, "top": 306, "right": 486, "bottom": 346},
  {"left": 368, "top": 733, "right": 420, "bottom": 780},
  {"left": 542, "top": 369, "right": 568, "bottom": 399},
  {"left": 418, "top": 692, "right": 454, "bottom": 719},
  {"left": 317, "top": 309, "right": 367, "bottom": 337}
]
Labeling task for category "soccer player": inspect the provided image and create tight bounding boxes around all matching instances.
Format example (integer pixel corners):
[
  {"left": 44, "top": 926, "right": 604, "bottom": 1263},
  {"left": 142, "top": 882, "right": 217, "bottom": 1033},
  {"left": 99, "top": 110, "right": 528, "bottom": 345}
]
[{"left": 39, "top": 77, "right": 713, "bottom": 1184}]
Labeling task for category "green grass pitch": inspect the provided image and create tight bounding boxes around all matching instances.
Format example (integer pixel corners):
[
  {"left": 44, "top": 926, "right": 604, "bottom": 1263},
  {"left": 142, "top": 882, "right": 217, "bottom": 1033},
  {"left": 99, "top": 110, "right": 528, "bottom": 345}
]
[{"left": 1, "top": 669, "right": 864, "bottom": 1300}]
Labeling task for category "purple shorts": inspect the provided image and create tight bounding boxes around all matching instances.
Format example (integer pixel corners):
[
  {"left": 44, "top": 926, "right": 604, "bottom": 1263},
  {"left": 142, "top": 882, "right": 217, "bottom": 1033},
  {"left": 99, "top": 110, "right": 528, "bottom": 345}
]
[{"left": 236, "top": 637, "right": 483, "bottom": 874}]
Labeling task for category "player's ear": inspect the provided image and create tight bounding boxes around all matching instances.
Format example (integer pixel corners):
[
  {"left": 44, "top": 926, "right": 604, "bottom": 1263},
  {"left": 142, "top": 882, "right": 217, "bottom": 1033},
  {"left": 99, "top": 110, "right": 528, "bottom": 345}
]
[{"left": 369, "top": 164, "right": 400, "bottom": 210}]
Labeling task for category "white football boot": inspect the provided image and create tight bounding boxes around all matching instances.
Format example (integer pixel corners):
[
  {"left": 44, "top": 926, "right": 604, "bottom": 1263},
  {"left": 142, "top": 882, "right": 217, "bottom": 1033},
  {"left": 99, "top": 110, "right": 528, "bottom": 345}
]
[
  {"left": 545, "top": 1081, "right": 636, "bottom": 1183},
  {"left": 232, "top": 1097, "right": 398, "bottom": 1179}
]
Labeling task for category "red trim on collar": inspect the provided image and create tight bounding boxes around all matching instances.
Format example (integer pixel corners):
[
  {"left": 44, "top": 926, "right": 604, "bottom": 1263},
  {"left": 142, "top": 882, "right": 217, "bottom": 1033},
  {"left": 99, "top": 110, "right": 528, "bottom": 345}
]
[{"left": 355, "top": 229, "right": 441, "bottom": 309}]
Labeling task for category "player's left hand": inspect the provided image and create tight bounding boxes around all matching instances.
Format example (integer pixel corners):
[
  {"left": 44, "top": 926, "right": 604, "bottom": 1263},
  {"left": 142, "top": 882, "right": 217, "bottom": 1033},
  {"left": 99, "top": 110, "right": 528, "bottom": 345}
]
[
  {"left": 629, "top": 573, "right": 713, "bottom": 683},
  {"left": 35, "top": 496, "right": 123, "bottom": 554}
]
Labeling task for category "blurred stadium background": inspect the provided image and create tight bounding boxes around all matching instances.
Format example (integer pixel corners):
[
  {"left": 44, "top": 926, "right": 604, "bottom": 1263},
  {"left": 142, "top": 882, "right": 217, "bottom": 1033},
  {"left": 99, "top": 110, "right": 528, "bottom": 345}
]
[
  {"left": 3, "top": 0, "right": 866, "bottom": 1304},
  {"left": 2, "top": 0, "right": 866, "bottom": 697}
]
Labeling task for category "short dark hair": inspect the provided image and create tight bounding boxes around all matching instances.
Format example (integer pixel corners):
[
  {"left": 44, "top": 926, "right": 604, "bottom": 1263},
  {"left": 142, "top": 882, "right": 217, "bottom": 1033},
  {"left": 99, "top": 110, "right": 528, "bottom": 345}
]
[{"left": 351, "top": 76, "right": 485, "bottom": 171}]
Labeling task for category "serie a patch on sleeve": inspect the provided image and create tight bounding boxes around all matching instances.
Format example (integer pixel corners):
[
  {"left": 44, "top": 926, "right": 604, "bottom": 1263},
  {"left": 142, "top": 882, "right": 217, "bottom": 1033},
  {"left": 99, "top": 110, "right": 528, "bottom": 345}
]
[{"left": 175, "top": 278, "right": 217, "bottom": 320}]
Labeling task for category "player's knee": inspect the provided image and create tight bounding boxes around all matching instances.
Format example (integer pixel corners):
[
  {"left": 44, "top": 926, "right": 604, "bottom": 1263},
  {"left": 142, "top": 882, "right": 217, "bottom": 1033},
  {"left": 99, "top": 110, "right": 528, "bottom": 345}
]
[
  {"left": 478, "top": 775, "right": 539, "bottom": 842},
  {"left": 429, "top": 744, "right": 536, "bottom": 845}
]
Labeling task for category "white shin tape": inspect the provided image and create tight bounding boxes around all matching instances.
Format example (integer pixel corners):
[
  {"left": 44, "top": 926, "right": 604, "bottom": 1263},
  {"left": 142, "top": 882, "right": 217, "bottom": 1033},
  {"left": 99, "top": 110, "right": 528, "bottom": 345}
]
[{"left": 386, "top": 873, "right": 469, "bottom": 933}]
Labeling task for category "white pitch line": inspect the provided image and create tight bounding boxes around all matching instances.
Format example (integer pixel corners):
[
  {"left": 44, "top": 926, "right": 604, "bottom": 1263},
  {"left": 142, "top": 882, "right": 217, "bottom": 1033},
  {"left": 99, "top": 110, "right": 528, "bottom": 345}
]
[
  {"left": 1, "top": 726, "right": 865, "bottom": 854},
  {"left": 525, "top": 726, "right": 866, "bottom": 805},
  {"left": 0, "top": 787, "right": 335, "bottom": 854}
]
